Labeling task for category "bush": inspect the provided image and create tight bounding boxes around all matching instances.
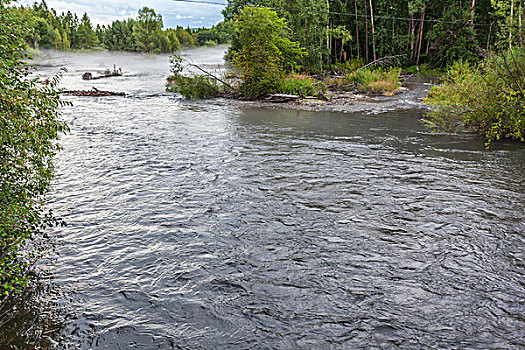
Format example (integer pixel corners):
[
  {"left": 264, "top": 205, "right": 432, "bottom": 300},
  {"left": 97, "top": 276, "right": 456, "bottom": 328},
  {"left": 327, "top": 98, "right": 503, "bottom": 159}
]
[
  {"left": 405, "top": 63, "right": 442, "bottom": 77},
  {"left": 166, "top": 54, "right": 222, "bottom": 99},
  {"left": 333, "top": 58, "right": 364, "bottom": 73},
  {"left": 166, "top": 74, "right": 221, "bottom": 99},
  {"left": 1, "top": 3, "right": 67, "bottom": 300},
  {"left": 424, "top": 51, "right": 525, "bottom": 146},
  {"left": 345, "top": 67, "right": 401, "bottom": 95}
]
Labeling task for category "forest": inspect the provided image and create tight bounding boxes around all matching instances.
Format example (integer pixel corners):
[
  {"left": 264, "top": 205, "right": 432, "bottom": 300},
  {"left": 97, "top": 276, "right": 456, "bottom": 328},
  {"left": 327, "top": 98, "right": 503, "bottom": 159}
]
[
  {"left": 16, "top": 0, "right": 523, "bottom": 69},
  {"left": 221, "top": 0, "right": 522, "bottom": 70},
  {"left": 13, "top": 0, "right": 232, "bottom": 53}
]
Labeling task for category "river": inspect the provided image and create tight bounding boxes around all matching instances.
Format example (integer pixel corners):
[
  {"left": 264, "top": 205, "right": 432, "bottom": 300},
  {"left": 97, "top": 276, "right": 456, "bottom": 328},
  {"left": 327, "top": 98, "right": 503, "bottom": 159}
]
[{"left": 1, "top": 47, "right": 524, "bottom": 349}]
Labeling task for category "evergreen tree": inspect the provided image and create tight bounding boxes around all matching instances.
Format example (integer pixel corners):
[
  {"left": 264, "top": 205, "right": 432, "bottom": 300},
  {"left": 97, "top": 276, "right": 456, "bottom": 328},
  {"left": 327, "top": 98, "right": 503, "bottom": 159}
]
[
  {"left": 133, "top": 7, "right": 164, "bottom": 53},
  {"left": 76, "top": 12, "right": 97, "bottom": 49}
]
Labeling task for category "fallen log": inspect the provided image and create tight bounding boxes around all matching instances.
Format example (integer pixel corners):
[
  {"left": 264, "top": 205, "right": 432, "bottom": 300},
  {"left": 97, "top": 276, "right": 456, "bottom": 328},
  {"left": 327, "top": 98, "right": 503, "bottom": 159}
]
[
  {"left": 62, "top": 88, "right": 126, "bottom": 97},
  {"left": 264, "top": 94, "right": 300, "bottom": 103}
]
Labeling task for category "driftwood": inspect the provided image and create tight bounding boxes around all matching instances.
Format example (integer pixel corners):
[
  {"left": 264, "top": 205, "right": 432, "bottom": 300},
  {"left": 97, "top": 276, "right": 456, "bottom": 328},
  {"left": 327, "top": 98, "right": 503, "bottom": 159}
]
[
  {"left": 356, "top": 54, "right": 406, "bottom": 72},
  {"left": 264, "top": 94, "right": 300, "bottom": 103},
  {"left": 83, "top": 65, "right": 123, "bottom": 80},
  {"left": 62, "top": 88, "right": 125, "bottom": 97},
  {"left": 263, "top": 92, "right": 329, "bottom": 103},
  {"left": 184, "top": 61, "right": 235, "bottom": 92}
]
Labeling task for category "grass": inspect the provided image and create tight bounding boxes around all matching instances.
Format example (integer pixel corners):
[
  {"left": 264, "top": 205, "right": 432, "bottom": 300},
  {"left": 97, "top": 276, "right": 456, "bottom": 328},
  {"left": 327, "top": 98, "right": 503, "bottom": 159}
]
[
  {"left": 344, "top": 67, "right": 401, "bottom": 96},
  {"left": 278, "top": 74, "right": 316, "bottom": 96}
]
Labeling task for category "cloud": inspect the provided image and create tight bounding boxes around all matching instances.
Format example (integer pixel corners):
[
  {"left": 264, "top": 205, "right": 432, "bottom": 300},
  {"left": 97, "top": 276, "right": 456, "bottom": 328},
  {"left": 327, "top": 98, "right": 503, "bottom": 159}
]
[{"left": 18, "top": 0, "right": 226, "bottom": 27}]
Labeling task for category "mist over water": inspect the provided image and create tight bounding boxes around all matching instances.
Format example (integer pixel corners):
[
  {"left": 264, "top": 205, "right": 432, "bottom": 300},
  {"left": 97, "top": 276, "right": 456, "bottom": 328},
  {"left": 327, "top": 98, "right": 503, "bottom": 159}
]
[{"left": 1, "top": 47, "right": 524, "bottom": 349}]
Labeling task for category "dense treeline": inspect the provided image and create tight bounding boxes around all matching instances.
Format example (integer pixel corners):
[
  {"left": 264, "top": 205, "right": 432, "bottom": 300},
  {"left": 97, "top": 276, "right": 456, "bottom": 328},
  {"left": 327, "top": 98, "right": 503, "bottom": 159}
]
[
  {"left": 16, "top": 1, "right": 233, "bottom": 53},
  {"left": 222, "top": 0, "right": 524, "bottom": 71}
]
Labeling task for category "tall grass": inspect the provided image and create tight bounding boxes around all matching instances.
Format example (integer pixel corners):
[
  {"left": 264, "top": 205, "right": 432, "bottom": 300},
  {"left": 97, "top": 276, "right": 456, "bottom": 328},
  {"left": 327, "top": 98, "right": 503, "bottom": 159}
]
[
  {"left": 345, "top": 67, "right": 401, "bottom": 95},
  {"left": 278, "top": 74, "right": 316, "bottom": 96}
]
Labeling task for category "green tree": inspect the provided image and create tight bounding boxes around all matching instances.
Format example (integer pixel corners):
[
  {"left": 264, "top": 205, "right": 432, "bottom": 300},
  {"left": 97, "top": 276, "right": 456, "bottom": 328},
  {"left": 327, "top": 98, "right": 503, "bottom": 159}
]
[
  {"left": 424, "top": 50, "right": 525, "bottom": 145},
  {"left": 166, "top": 29, "right": 181, "bottom": 52},
  {"left": 0, "top": 0, "right": 67, "bottom": 300},
  {"left": 76, "top": 13, "right": 98, "bottom": 49},
  {"left": 228, "top": 7, "right": 305, "bottom": 97},
  {"left": 104, "top": 19, "right": 136, "bottom": 51},
  {"left": 175, "top": 26, "right": 196, "bottom": 47},
  {"left": 133, "top": 7, "right": 164, "bottom": 53}
]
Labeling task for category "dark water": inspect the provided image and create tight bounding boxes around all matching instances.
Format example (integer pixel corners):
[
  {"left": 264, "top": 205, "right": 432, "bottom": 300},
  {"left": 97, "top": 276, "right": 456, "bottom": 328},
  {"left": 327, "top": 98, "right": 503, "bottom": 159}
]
[{"left": 1, "top": 48, "right": 524, "bottom": 349}]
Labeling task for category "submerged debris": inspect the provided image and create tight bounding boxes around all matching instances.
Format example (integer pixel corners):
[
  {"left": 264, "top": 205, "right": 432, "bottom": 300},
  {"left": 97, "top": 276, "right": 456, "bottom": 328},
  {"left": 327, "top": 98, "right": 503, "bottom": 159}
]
[{"left": 62, "top": 88, "right": 126, "bottom": 97}]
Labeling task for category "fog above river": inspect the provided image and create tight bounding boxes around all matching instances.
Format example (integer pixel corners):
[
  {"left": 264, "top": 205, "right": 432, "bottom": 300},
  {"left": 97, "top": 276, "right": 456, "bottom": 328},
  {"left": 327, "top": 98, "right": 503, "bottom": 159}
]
[{"left": 33, "top": 45, "right": 228, "bottom": 95}]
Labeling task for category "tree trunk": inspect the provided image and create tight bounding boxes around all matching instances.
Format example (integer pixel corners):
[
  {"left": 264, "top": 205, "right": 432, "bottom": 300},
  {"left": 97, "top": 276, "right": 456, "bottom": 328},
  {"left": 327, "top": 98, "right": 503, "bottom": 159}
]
[
  {"left": 518, "top": 0, "right": 523, "bottom": 46},
  {"left": 340, "top": 0, "right": 348, "bottom": 62},
  {"left": 409, "top": 14, "right": 415, "bottom": 60},
  {"left": 510, "top": 0, "right": 515, "bottom": 49},
  {"left": 470, "top": 0, "right": 476, "bottom": 25},
  {"left": 355, "top": 0, "right": 360, "bottom": 59},
  {"left": 369, "top": 0, "right": 377, "bottom": 62},
  {"left": 329, "top": 18, "right": 333, "bottom": 64},
  {"left": 416, "top": 8, "right": 425, "bottom": 65},
  {"left": 304, "top": 19, "right": 308, "bottom": 67},
  {"left": 364, "top": 0, "right": 369, "bottom": 62}
]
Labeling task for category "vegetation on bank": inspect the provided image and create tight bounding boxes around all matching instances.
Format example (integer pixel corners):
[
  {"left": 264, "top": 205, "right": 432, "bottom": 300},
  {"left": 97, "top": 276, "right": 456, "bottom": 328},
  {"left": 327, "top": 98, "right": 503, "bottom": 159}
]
[
  {"left": 424, "top": 51, "right": 525, "bottom": 146},
  {"left": 167, "top": 7, "right": 404, "bottom": 100},
  {"left": 0, "top": 0, "right": 66, "bottom": 300},
  {"left": 169, "top": 0, "right": 525, "bottom": 144},
  {"left": 13, "top": 1, "right": 233, "bottom": 53}
]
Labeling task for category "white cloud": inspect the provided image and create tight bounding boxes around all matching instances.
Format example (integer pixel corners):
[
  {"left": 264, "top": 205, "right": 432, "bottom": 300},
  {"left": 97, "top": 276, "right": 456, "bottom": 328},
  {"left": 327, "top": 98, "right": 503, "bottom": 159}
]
[{"left": 18, "top": 0, "right": 226, "bottom": 27}]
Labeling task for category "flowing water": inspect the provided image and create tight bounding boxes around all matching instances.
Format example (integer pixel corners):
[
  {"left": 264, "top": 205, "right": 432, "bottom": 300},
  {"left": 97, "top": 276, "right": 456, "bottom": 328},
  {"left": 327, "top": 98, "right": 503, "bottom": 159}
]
[{"left": 1, "top": 47, "right": 524, "bottom": 349}]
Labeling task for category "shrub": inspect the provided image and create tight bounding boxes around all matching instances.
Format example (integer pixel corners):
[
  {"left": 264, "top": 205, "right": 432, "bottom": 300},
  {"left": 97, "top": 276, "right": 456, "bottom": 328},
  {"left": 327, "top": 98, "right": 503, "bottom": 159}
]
[
  {"left": 166, "top": 74, "right": 221, "bottom": 99},
  {"left": 405, "top": 63, "right": 442, "bottom": 77},
  {"left": 1, "top": 2, "right": 67, "bottom": 300},
  {"left": 424, "top": 51, "right": 525, "bottom": 146},
  {"left": 166, "top": 54, "right": 222, "bottom": 99},
  {"left": 336, "top": 58, "right": 364, "bottom": 73}
]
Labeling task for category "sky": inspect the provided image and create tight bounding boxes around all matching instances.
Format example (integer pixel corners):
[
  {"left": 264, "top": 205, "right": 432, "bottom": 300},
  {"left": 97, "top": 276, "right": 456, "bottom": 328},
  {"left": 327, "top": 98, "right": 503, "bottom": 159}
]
[{"left": 18, "top": 0, "right": 227, "bottom": 28}]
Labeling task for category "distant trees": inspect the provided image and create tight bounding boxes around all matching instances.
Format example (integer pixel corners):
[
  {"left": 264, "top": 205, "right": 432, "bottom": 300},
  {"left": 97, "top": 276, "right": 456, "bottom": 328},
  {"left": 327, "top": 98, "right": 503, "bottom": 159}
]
[
  {"left": 77, "top": 13, "right": 98, "bottom": 49},
  {"left": 103, "top": 19, "right": 137, "bottom": 51},
  {"left": 13, "top": 1, "right": 235, "bottom": 53},
  {"left": 133, "top": 7, "right": 165, "bottom": 53}
]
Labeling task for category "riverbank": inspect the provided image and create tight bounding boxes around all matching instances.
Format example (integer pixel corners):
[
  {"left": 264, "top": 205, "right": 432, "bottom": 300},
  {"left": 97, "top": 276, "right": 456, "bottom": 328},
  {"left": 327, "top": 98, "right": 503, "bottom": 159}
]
[{"left": 192, "top": 78, "right": 432, "bottom": 115}]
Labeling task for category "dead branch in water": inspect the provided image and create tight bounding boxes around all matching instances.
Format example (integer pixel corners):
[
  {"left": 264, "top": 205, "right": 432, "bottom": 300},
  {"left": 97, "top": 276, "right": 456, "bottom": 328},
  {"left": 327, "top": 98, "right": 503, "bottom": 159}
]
[
  {"left": 183, "top": 60, "right": 235, "bottom": 92},
  {"left": 62, "top": 88, "right": 126, "bottom": 97}
]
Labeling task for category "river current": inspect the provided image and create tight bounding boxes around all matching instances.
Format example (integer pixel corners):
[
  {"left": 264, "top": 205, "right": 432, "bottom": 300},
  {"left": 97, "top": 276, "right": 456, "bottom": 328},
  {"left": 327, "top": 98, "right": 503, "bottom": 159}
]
[{"left": 1, "top": 47, "right": 524, "bottom": 349}]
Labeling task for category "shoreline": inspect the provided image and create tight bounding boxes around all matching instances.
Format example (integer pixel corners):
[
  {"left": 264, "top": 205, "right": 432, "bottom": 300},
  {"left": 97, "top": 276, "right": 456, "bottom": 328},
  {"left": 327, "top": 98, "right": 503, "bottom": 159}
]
[{"left": 207, "top": 85, "right": 430, "bottom": 114}]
